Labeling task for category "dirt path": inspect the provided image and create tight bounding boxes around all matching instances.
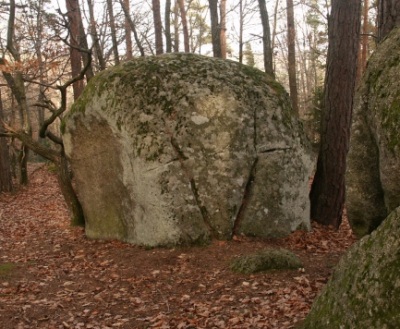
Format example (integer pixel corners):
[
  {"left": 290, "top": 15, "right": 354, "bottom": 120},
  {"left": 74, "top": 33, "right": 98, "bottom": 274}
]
[{"left": 0, "top": 165, "right": 356, "bottom": 329}]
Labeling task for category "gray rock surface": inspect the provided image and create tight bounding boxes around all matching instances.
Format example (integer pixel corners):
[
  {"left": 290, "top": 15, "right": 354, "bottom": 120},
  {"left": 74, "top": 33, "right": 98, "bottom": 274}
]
[
  {"left": 301, "top": 206, "right": 400, "bottom": 328},
  {"left": 347, "top": 27, "right": 400, "bottom": 237},
  {"left": 63, "top": 53, "right": 313, "bottom": 246}
]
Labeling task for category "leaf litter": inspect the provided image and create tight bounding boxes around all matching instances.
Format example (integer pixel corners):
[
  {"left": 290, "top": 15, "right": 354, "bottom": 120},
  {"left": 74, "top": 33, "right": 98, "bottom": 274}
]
[{"left": 0, "top": 164, "right": 356, "bottom": 328}]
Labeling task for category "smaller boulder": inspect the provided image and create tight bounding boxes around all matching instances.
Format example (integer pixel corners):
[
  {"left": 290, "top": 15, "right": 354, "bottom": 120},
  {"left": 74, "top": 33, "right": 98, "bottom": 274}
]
[
  {"left": 230, "top": 248, "right": 302, "bottom": 274},
  {"left": 301, "top": 206, "right": 400, "bottom": 328}
]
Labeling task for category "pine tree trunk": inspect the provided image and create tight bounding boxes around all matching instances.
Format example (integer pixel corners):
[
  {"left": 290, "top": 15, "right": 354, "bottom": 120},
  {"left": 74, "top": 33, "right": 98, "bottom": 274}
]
[
  {"left": 378, "top": 0, "right": 400, "bottom": 42},
  {"left": 66, "top": 0, "right": 84, "bottom": 99},
  {"left": 124, "top": 0, "right": 133, "bottom": 60},
  {"left": 165, "top": 0, "right": 172, "bottom": 53},
  {"left": 310, "top": 0, "right": 361, "bottom": 228},
  {"left": 152, "top": 0, "right": 164, "bottom": 54},
  {"left": 57, "top": 151, "right": 85, "bottom": 226},
  {"left": 208, "top": 0, "right": 222, "bottom": 57},
  {"left": 258, "top": 0, "right": 274, "bottom": 76},
  {"left": 0, "top": 90, "right": 12, "bottom": 193},
  {"left": 87, "top": 0, "right": 106, "bottom": 70},
  {"left": 178, "top": 0, "right": 190, "bottom": 52},
  {"left": 220, "top": 0, "right": 227, "bottom": 58},
  {"left": 106, "top": 0, "right": 120, "bottom": 64},
  {"left": 286, "top": 0, "right": 299, "bottom": 115}
]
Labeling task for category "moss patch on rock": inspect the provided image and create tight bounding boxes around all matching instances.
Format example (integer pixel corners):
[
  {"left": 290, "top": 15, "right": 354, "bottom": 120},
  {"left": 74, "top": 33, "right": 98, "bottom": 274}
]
[
  {"left": 0, "top": 262, "right": 16, "bottom": 278},
  {"left": 230, "top": 248, "right": 302, "bottom": 274}
]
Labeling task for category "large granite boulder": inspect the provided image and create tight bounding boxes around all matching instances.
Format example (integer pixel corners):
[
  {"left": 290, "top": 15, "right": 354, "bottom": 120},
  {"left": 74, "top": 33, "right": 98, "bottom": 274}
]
[
  {"left": 301, "top": 206, "right": 400, "bottom": 328},
  {"left": 347, "top": 27, "right": 400, "bottom": 237},
  {"left": 63, "top": 53, "right": 313, "bottom": 247}
]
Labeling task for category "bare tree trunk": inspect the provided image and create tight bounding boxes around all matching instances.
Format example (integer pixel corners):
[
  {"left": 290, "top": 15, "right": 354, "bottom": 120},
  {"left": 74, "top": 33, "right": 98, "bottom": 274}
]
[
  {"left": 378, "top": 0, "right": 400, "bottom": 42},
  {"left": 258, "top": 0, "right": 274, "bottom": 76},
  {"left": 119, "top": 0, "right": 146, "bottom": 57},
  {"left": 271, "top": 0, "right": 280, "bottom": 69},
  {"left": 3, "top": 0, "right": 31, "bottom": 185},
  {"left": 87, "top": 0, "right": 106, "bottom": 70},
  {"left": 173, "top": 1, "right": 180, "bottom": 52},
  {"left": 106, "top": 0, "right": 120, "bottom": 64},
  {"left": 208, "top": 0, "right": 222, "bottom": 57},
  {"left": 66, "top": 0, "right": 85, "bottom": 99},
  {"left": 220, "top": 0, "right": 227, "bottom": 58},
  {"left": 0, "top": 89, "right": 12, "bottom": 192},
  {"left": 310, "top": 0, "right": 361, "bottom": 228},
  {"left": 238, "top": 0, "right": 244, "bottom": 63},
  {"left": 286, "top": 0, "right": 299, "bottom": 115},
  {"left": 152, "top": 0, "right": 164, "bottom": 54},
  {"left": 178, "top": 0, "right": 190, "bottom": 52},
  {"left": 357, "top": 0, "right": 369, "bottom": 80},
  {"left": 165, "top": 0, "right": 172, "bottom": 53},
  {"left": 124, "top": 0, "right": 133, "bottom": 60}
]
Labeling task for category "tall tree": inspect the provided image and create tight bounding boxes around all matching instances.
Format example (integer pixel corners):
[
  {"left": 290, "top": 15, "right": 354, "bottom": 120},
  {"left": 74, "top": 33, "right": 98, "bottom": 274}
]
[
  {"left": 177, "top": 0, "right": 190, "bottom": 52},
  {"left": 359, "top": 0, "right": 370, "bottom": 77},
  {"left": 310, "top": 0, "right": 361, "bottom": 228},
  {"left": 87, "top": 0, "right": 106, "bottom": 70},
  {"left": 220, "top": 0, "right": 227, "bottom": 58},
  {"left": 208, "top": 0, "right": 222, "bottom": 57},
  {"left": 0, "top": 89, "right": 12, "bottom": 193},
  {"left": 286, "top": 0, "right": 299, "bottom": 115},
  {"left": 119, "top": 0, "right": 146, "bottom": 57},
  {"left": 106, "top": 0, "right": 120, "bottom": 64},
  {"left": 377, "top": 0, "right": 400, "bottom": 42},
  {"left": 66, "top": 0, "right": 85, "bottom": 99},
  {"left": 173, "top": 1, "right": 180, "bottom": 52},
  {"left": 124, "top": 0, "right": 133, "bottom": 60},
  {"left": 152, "top": 0, "right": 164, "bottom": 54},
  {"left": 258, "top": 0, "right": 274, "bottom": 75},
  {"left": 165, "top": 0, "right": 172, "bottom": 52},
  {"left": 1, "top": 0, "right": 32, "bottom": 185}
]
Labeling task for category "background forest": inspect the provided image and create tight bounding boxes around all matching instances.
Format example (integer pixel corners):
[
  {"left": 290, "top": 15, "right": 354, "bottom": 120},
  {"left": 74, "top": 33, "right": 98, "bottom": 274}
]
[{"left": 0, "top": 0, "right": 377, "bottom": 166}]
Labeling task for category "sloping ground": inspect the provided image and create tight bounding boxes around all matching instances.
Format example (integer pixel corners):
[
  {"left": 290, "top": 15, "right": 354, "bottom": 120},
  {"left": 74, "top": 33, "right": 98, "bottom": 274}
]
[{"left": 0, "top": 165, "right": 356, "bottom": 329}]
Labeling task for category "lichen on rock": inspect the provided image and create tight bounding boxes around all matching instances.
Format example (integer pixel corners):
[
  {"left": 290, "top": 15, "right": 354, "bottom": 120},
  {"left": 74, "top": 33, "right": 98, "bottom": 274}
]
[{"left": 63, "top": 53, "right": 313, "bottom": 247}]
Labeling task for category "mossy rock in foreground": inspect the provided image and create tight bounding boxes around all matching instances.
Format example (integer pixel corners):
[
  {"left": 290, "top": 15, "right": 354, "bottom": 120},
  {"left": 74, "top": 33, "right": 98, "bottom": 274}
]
[
  {"left": 301, "top": 206, "right": 400, "bottom": 328},
  {"left": 230, "top": 248, "right": 302, "bottom": 274}
]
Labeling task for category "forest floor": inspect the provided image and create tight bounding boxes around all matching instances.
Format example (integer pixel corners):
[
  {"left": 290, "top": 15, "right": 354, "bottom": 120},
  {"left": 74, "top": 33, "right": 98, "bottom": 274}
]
[{"left": 0, "top": 164, "right": 356, "bottom": 329}]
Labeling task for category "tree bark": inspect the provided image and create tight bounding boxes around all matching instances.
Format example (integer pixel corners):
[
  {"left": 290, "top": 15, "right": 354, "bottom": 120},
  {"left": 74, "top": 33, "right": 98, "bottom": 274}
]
[
  {"left": 87, "top": 0, "right": 106, "bottom": 70},
  {"left": 152, "top": 0, "right": 164, "bottom": 54},
  {"left": 361, "top": 0, "right": 369, "bottom": 74},
  {"left": 178, "top": 0, "right": 190, "bottom": 52},
  {"left": 310, "top": 0, "right": 361, "bottom": 228},
  {"left": 173, "top": 1, "right": 180, "bottom": 52},
  {"left": 286, "top": 0, "right": 299, "bottom": 115},
  {"left": 106, "top": 0, "right": 120, "bottom": 64},
  {"left": 124, "top": 0, "right": 133, "bottom": 60},
  {"left": 119, "top": 0, "right": 145, "bottom": 57},
  {"left": 378, "top": 0, "right": 400, "bottom": 42},
  {"left": 208, "top": 0, "right": 222, "bottom": 57},
  {"left": 258, "top": 0, "right": 274, "bottom": 76},
  {"left": 238, "top": 0, "right": 244, "bottom": 63},
  {"left": 4, "top": 0, "right": 31, "bottom": 185},
  {"left": 220, "top": 0, "right": 227, "bottom": 58},
  {"left": 0, "top": 89, "right": 12, "bottom": 193},
  {"left": 165, "top": 0, "right": 172, "bottom": 53},
  {"left": 66, "top": 0, "right": 85, "bottom": 99}
]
